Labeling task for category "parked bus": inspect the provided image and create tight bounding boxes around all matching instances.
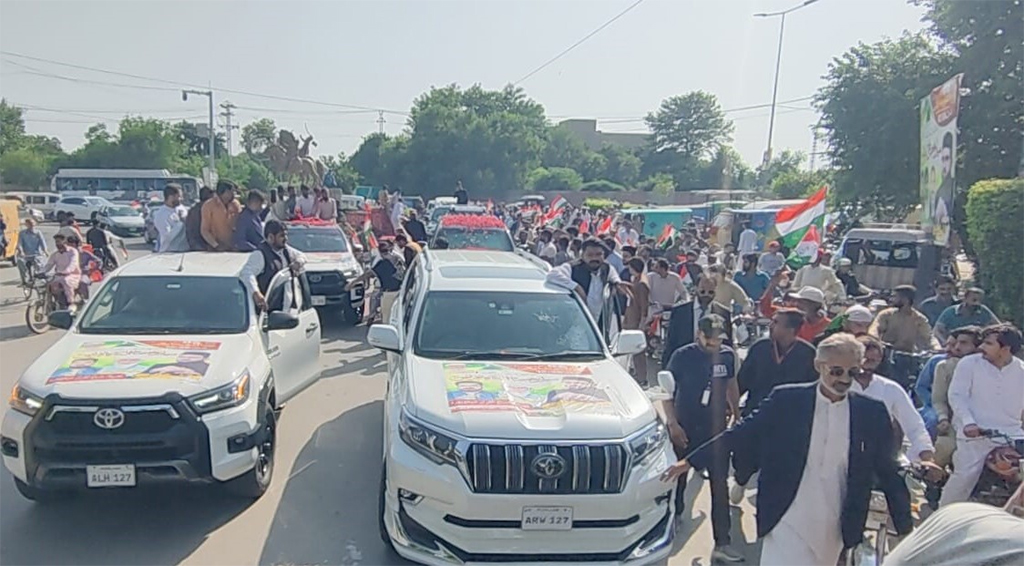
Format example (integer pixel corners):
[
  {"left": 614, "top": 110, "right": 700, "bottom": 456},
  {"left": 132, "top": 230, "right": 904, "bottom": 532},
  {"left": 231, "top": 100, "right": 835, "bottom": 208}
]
[{"left": 50, "top": 168, "right": 201, "bottom": 203}]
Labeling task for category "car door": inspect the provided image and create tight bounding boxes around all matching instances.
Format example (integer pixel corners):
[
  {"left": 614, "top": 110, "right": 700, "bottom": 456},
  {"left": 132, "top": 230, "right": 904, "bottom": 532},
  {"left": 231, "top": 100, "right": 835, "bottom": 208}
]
[{"left": 262, "top": 271, "right": 321, "bottom": 404}]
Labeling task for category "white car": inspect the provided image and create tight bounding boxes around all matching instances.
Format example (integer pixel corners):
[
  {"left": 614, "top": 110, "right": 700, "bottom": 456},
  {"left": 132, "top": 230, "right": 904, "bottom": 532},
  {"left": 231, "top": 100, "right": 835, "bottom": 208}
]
[
  {"left": 54, "top": 196, "right": 115, "bottom": 223},
  {"left": 368, "top": 250, "right": 674, "bottom": 565},
  {"left": 285, "top": 220, "right": 365, "bottom": 324},
  {"left": 94, "top": 204, "right": 146, "bottom": 237},
  {"left": 0, "top": 252, "right": 322, "bottom": 501}
]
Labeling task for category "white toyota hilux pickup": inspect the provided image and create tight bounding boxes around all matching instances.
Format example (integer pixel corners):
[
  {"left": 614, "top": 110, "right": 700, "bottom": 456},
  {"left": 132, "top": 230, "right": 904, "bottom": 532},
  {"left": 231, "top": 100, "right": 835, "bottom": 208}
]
[
  {"left": 1, "top": 252, "right": 322, "bottom": 501},
  {"left": 368, "top": 249, "right": 675, "bottom": 565}
]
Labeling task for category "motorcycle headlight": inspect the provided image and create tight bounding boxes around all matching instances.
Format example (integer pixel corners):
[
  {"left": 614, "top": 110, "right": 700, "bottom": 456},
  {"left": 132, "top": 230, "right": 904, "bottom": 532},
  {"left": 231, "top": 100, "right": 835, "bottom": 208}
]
[
  {"left": 629, "top": 422, "right": 668, "bottom": 464},
  {"left": 9, "top": 384, "right": 44, "bottom": 417},
  {"left": 188, "top": 371, "right": 250, "bottom": 414},
  {"left": 399, "top": 410, "right": 462, "bottom": 466}
]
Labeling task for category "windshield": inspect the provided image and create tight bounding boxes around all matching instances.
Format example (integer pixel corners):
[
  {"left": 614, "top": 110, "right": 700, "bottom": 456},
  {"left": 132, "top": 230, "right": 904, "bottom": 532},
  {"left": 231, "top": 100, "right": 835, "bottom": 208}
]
[
  {"left": 414, "top": 291, "right": 603, "bottom": 359},
  {"left": 287, "top": 226, "right": 349, "bottom": 253},
  {"left": 430, "top": 206, "right": 452, "bottom": 222},
  {"left": 79, "top": 276, "right": 249, "bottom": 334},
  {"left": 434, "top": 227, "right": 514, "bottom": 251},
  {"left": 105, "top": 206, "right": 139, "bottom": 216},
  {"left": 842, "top": 238, "right": 919, "bottom": 268},
  {"left": 86, "top": 197, "right": 112, "bottom": 206}
]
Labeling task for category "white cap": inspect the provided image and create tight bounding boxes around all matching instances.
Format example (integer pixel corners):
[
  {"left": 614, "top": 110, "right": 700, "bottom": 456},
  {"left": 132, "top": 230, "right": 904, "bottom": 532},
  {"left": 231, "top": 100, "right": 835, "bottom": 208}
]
[
  {"left": 789, "top": 286, "right": 826, "bottom": 305},
  {"left": 845, "top": 304, "right": 873, "bottom": 323}
]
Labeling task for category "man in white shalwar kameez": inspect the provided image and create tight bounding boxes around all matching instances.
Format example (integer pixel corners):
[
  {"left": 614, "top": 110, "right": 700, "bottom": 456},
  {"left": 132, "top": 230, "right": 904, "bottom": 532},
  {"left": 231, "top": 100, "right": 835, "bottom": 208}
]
[{"left": 662, "top": 333, "right": 914, "bottom": 566}]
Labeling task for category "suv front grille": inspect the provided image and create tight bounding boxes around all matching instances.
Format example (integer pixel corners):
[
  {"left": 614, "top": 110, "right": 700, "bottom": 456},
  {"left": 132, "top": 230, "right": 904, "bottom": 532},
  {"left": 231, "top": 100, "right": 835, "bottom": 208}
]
[
  {"left": 307, "top": 271, "right": 344, "bottom": 294},
  {"left": 465, "top": 443, "right": 628, "bottom": 495}
]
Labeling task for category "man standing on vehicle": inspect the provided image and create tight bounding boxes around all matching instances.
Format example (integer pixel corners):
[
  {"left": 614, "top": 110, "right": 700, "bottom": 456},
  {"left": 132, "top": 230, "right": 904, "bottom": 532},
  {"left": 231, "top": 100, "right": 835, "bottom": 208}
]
[
  {"left": 402, "top": 211, "right": 428, "bottom": 243},
  {"left": 933, "top": 288, "right": 999, "bottom": 343},
  {"left": 296, "top": 185, "right": 316, "bottom": 218},
  {"left": 454, "top": 180, "right": 468, "bottom": 205},
  {"left": 242, "top": 220, "right": 307, "bottom": 312},
  {"left": 152, "top": 183, "right": 189, "bottom": 253},
  {"left": 186, "top": 186, "right": 213, "bottom": 251},
  {"left": 233, "top": 190, "right": 266, "bottom": 252},
  {"left": 920, "top": 276, "right": 958, "bottom": 327},
  {"left": 662, "top": 333, "right": 914, "bottom": 566},
  {"left": 662, "top": 314, "right": 743, "bottom": 562},
  {"left": 201, "top": 181, "right": 242, "bottom": 251},
  {"left": 545, "top": 238, "right": 629, "bottom": 329},
  {"left": 41, "top": 234, "right": 81, "bottom": 310},
  {"left": 731, "top": 308, "right": 818, "bottom": 504},
  {"left": 16, "top": 217, "right": 47, "bottom": 285},
  {"left": 939, "top": 323, "right": 1024, "bottom": 507},
  {"left": 870, "top": 285, "right": 939, "bottom": 353},
  {"left": 345, "top": 239, "right": 405, "bottom": 324}
]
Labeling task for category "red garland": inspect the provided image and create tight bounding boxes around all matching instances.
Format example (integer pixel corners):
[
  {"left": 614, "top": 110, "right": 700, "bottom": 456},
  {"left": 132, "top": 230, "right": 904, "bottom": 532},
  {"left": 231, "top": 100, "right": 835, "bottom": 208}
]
[
  {"left": 287, "top": 216, "right": 336, "bottom": 227},
  {"left": 440, "top": 214, "right": 506, "bottom": 229}
]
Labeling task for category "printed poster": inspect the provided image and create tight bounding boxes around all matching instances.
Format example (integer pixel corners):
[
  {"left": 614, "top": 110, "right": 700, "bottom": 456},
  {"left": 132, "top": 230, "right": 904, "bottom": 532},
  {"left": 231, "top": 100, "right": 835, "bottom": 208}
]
[
  {"left": 444, "top": 362, "right": 617, "bottom": 416},
  {"left": 920, "top": 74, "right": 963, "bottom": 246},
  {"left": 47, "top": 340, "right": 221, "bottom": 385}
]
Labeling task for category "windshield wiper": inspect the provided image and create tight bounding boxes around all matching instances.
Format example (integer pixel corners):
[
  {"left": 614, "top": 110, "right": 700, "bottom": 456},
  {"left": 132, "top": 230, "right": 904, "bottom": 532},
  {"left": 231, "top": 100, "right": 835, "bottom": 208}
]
[
  {"left": 516, "top": 351, "right": 605, "bottom": 361},
  {"left": 420, "top": 350, "right": 537, "bottom": 360}
]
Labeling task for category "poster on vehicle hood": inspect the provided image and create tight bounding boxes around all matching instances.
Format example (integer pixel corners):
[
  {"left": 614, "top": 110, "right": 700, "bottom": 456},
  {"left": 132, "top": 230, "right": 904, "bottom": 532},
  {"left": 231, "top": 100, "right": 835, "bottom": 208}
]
[
  {"left": 47, "top": 339, "right": 221, "bottom": 384},
  {"left": 444, "top": 362, "right": 616, "bottom": 416},
  {"left": 920, "top": 74, "right": 962, "bottom": 247}
]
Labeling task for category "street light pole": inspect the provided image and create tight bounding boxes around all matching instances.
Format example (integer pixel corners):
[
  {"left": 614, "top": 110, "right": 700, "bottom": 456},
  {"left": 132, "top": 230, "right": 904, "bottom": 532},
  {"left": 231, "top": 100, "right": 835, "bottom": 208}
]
[
  {"left": 755, "top": 0, "right": 820, "bottom": 167},
  {"left": 181, "top": 89, "right": 215, "bottom": 175}
]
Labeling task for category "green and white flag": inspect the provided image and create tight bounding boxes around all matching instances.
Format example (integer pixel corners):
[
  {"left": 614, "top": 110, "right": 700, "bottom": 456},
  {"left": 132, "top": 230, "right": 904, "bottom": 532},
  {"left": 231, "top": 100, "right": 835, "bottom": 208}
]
[{"left": 774, "top": 186, "right": 827, "bottom": 267}]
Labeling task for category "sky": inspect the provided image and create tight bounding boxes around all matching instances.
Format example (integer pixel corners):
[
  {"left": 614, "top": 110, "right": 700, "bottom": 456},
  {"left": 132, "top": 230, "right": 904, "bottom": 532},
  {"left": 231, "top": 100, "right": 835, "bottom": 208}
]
[{"left": 0, "top": 0, "right": 927, "bottom": 170}]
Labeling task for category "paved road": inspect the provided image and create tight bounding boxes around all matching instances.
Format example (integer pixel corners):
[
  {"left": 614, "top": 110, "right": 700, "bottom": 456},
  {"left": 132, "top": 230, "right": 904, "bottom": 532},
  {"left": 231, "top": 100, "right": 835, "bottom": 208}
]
[{"left": 0, "top": 227, "right": 758, "bottom": 566}]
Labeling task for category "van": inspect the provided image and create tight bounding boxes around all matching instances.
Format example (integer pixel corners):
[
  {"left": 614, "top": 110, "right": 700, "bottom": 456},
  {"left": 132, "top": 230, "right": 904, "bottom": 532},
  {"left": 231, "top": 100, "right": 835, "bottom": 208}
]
[{"left": 2, "top": 192, "right": 60, "bottom": 219}]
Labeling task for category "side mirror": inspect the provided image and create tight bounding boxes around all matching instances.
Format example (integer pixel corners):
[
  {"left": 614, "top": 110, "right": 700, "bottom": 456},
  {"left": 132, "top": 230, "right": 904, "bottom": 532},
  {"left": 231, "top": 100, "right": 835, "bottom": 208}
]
[
  {"left": 612, "top": 330, "right": 647, "bottom": 356},
  {"left": 48, "top": 310, "right": 74, "bottom": 330},
  {"left": 657, "top": 370, "right": 676, "bottom": 394},
  {"left": 367, "top": 324, "right": 402, "bottom": 353},
  {"left": 265, "top": 310, "right": 299, "bottom": 331}
]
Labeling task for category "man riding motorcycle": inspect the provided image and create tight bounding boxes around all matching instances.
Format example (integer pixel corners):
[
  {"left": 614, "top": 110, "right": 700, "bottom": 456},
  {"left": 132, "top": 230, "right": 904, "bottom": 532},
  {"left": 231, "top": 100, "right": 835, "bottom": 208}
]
[
  {"left": 40, "top": 234, "right": 82, "bottom": 310},
  {"left": 86, "top": 219, "right": 128, "bottom": 270}
]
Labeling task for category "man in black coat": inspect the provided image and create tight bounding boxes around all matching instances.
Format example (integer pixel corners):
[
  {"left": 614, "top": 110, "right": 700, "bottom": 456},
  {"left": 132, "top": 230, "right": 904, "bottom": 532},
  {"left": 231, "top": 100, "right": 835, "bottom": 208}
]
[
  {"left": 661, "top": 274, "right": 732, "bottom": 369},
  {"left": 662, "top": 333, "right": 920, "bottom": 565}
]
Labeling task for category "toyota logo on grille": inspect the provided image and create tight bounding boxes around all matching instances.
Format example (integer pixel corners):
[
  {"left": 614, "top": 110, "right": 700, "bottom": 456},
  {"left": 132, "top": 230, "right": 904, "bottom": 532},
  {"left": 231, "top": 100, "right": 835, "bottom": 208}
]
[
  {"left": 93, "top": 408, "right": 125, "bottom": 430},
  {"left": 531, "top": 454, "right": 566, "bottom": 479},
  {"left": 308, "top": 274, "right": 322, "bottom": 283}
]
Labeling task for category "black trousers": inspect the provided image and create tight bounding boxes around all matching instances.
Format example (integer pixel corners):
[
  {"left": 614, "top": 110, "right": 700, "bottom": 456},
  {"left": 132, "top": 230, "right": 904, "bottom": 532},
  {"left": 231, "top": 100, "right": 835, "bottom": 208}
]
[{"left": 672, "top": 442, "right": 731, "bottom": 546}]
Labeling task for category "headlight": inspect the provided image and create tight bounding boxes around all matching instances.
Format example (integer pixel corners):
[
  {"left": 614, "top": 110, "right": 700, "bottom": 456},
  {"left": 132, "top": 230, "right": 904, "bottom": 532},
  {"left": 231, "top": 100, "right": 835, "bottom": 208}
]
[
  {"left": 629, "top": 422, "right": 667, "bottom": 464},
  {"left": 188, "top": 371, "right": 250, "bottom": 414},
  {"left": 9, "top": 384, "right": 44, "bottom": 417},
  {"left": 399, "top": 410, "right": 462, "bottom": 466}
]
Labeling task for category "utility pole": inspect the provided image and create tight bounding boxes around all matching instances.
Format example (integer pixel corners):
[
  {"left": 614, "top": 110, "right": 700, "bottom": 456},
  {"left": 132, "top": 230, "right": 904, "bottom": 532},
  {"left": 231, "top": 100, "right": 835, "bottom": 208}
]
[
  {"left": 220, "top": 101, "right": 238, "bottom": 168},
  {"left": 810, "top": 126, "right": 819, "bottom": 172},
  {"left": 377, "top": 110, "right": 386, "bottom": 135},
  {"left": 182, "top": 89, "right": 215, "bottom": 176},
  {"left": 755, "top": 0, "right": 820, "bottom": 168}
]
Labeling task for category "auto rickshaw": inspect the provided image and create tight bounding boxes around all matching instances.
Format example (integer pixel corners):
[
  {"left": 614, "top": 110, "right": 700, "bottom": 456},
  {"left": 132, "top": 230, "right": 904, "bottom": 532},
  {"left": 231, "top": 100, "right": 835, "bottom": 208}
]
[{"left": 1, "top": 199, "right": 20, "bottom": 266}]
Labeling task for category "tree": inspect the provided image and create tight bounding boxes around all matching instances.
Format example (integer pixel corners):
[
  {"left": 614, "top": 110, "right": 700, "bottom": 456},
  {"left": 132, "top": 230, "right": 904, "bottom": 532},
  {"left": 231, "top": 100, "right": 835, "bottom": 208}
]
[
  {"left": 637, "top": 173, "right": 675, "bottom": 196},
  {"left": 816, "top": 33, "right": 955, "bottom": 219},
  {"left": 771, "top": 169, "right": 832, "bottom": 199},
  {"left": 756, "top": 149, "right": 805, "bottom": 190},
  {"left": 216, "top": 153, "right": 274, "bottom": 191},
  {"left": 67, "top": 117, "right": 195, "bottom": 172},
  {"left": 350, "top": 133, "right": 395, "bottom": 187},
  {"left": 172, "top": 121, "right": 227, "bottom": 160},
  {"left": 645, "top": 91, "right": 734, "bottom": 161},
  {"left": 597, "top": 145, "right": 641, "bottom": 187},
  {"left": 542, "top": 126, "right": 593, "bottom": 171},
  {"left": 241, "top": 118, "right": 277, "bottom": 157},
  {"left": 321, "top": 153, "right": 360, "bottom": 192},
  {"left": 0, "top": 99, "right": 27, "bottom": 157},
  {"left": 914, "top": 0, "right": 1024, "bottom": 186},
  {"left": 965, "top": 178, "right": 1023, "bottom": 324},
  {"left": 0, "top": 148, "right": 50, "bottom": 187},
  {"left": 528, "top": 167, "right": 583, "bottom": 192}
]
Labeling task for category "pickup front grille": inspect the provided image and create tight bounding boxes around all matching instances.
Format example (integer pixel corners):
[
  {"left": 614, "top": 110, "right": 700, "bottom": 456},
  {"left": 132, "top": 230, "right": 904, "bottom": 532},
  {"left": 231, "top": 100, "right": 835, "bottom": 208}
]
[{"left": 465, "top": 443, "right": 629, "bottom": 495}]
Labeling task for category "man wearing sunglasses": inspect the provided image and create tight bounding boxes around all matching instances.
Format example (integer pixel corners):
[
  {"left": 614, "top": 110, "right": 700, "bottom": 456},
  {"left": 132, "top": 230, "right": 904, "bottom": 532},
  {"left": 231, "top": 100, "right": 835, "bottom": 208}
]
[
  {"left": 660, "top": 275, "right": 733, "bottom": 370},
  {"left": 662, "top": 333, "right": 912, "bottom": 565}
]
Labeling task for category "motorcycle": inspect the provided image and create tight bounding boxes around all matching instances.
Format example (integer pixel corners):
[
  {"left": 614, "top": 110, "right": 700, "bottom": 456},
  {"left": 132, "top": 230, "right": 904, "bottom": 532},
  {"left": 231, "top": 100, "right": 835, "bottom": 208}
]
[
  {"left": 886, "top": 349, "right": 936, "bottom": 399},
  {"left": 25, "top": 274, "right": 85, "bottom": 334},
  {"left": 646, "top": 310, "right": 672, "bottom": 361},
  {"left": 971, "top": 429, "right": 1023, "bottom": 508}
]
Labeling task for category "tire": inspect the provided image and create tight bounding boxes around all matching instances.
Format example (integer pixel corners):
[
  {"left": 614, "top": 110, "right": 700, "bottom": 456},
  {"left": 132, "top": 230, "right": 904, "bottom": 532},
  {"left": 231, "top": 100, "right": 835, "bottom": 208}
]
[
  {"left": 225, "top": 400, "right": 276, "bottom": 499},
  {"left": 25, "top": 298, "right": 50, "bottom": 334},
  {"left": 14, "top": 478, "right": 58, "bottom": 503},
  {"left": 378, "top": 462, "right": 397, "bottom": 552}
]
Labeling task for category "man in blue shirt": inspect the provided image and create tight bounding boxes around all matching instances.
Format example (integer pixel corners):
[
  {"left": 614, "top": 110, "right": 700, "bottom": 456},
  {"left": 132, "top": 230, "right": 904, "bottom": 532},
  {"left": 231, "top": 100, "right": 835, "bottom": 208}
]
[
  {"left": 733, "top": 253, "right": 770, "bottom": 303},
  {"left": 914, "top": 337, "right": 954, "bottom": 437},
  {"left": 233, "top": 190, "right": 266, "bottom": 252},
  {"left": 919, "top": 275, "right": 958, "bottom": 327},
  {"left": 662, "top": 314, "right": 743, "bottom": 563},
  {"left": 16, "top": 217, "right": 47, "bottom": 284},
  {"left": 933, "top": 287, "right": 999, "bottom": 342}
]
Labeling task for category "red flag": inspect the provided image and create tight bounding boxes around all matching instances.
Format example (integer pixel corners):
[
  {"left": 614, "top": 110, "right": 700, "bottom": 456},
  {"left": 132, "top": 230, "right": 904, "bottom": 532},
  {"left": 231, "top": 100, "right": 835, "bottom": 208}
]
[
  {"left": 579, "top": 219, "right": 589, "bottom": 234},
  {"left": 596, "top": 216, "right": 613, "bottom": 235}
]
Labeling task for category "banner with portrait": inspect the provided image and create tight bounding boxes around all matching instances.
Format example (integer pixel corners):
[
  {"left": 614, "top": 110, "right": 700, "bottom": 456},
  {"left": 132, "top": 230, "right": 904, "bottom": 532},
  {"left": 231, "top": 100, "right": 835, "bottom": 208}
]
[{"left": 920, "top": 74, "right": 963, "bottom": 246}]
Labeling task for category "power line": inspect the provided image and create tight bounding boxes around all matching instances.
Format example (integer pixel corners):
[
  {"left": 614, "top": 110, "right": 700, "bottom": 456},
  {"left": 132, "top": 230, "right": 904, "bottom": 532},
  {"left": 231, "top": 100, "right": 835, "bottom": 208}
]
[
  {"left": 513, "top": 0, "right": 646, "bottom": 85},
  {"left": 1, "top": 51, "right": 410, "bottom": 115}
]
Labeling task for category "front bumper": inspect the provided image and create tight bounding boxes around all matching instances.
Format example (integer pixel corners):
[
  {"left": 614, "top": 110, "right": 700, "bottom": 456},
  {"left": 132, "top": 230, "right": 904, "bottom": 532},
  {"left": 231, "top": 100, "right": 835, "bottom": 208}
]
[
  {"left": 0, "top": 392, "right": 259, "bottom": 490},
  {"left": 110, "top": 224, "right": 145, "bottom": 237},
  {"left": 383, "top": 434, "right": 676, "bottom": 565}
]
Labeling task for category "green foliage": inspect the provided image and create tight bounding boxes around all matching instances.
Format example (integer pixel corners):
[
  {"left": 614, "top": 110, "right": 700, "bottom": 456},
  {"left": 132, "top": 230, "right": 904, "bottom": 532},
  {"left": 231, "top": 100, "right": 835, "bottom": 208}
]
[
  {"left": 645, "top": 91, "right": 734, "bottom": 161},
  {"left": 528, "top": 167, "right": 583, "bottom": 192},
  {"left": 964, "top": 178, "right": 1023, "bottom": 324},
  {"left": 756, "top": 149, "right": 805, "bottom": 189},
  {"left": 172, "top": 121, "right": 227, "bottom": 160},
  {"left": 0, "top": 148, "right": 50, "bottom": 187},
  {"left": 0, "top": 99, "right": 27, "bottom": 157},
  {"left": 580, "top": 180, "right": 626, "bottom": 192},
  {"left": 65, "top": 117, "right": 196, "bottom": 172},
  {"left": 816, "top": 33, "right": 955, "bottom": 220},
  {"left": 598, "top": 144, "right": 642, "bottom": 187},
  {"left": 771, "top": 169, "right": 832, "bottom": 199},
  {"left": 321, "top": 153, "right": 360, "bottom": 193},
  {"left": 637, "top": 173, "right": 675, "bottom": 196},
  {"left": 240, "top": 118, "right": 277, "bottom": 157},
  {"left": 216, "top": 154, "right": 275, "bottom": 191}
]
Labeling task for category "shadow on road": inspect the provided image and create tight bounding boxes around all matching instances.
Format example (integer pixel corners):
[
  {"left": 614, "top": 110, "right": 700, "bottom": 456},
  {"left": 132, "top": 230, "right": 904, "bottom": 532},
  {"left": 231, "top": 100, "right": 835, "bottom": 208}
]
[
  {"left": 259, "top": 400, "right": 411, "bottom": 566},
  {"left": 0, "top": 477, "right": 251, "bottom": 566}
]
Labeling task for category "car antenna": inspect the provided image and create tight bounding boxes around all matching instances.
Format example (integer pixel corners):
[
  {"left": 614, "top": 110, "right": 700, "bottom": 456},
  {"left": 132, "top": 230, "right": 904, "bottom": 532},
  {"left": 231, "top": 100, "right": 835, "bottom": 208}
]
[{"left": 174, "top": 253, "right": 185, "bottom": 272}]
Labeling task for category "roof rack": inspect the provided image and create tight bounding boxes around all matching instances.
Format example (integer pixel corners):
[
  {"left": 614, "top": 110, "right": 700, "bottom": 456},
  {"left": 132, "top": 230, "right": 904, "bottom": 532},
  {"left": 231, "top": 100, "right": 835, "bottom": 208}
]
[{"left": 514, "top": 248, "right": 551, "bottom": 272}]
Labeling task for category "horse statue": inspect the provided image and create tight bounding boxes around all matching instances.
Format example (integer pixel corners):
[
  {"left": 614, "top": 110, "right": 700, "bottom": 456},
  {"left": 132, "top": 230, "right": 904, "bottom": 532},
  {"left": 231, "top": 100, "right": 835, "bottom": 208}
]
[{"left": 262, "top": 129, "right": 325, "bottom": 186}]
